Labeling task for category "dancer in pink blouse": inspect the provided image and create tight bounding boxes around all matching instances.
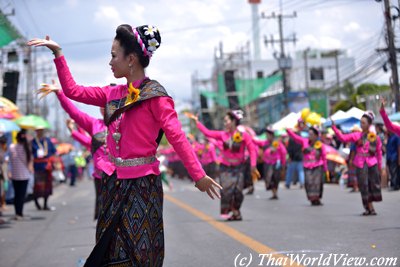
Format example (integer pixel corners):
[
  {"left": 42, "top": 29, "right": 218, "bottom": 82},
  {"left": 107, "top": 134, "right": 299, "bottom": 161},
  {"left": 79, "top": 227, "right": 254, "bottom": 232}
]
[
  {"left": 189, "top": 110, "right": 260, "bottom": 221},
  {"left": 286, "top": 126, "right": 328, "bottom": 206},
  {"left": 380, "top": 97, "right": 400, "bottom": 135},
  {"left": 28, "top": 24, "right": 221, "bottom": 267},
  {"left": 39, "top": 83, "right": 112, "bottom": 220},
  {"left": 331, "top": 111, "right": 382, "bottom": 216},
  {"left": 197, "top": 140, "right": 218, "bottom": 178},
  {"left": 253, "top": 126, "right": 287, "bottom": 200}
]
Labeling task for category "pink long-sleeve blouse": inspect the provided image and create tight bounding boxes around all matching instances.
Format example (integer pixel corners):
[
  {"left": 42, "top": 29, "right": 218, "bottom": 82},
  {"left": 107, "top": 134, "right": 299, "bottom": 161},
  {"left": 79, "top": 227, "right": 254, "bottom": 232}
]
[
  {"left": 54, "top": 56, "right": 205, "bottom": 181},
  {"left": 253, "top": 139, "right": 287, "bottom": 166},
  {"left": 197, "top": 143, "right": 218, "bottom": 165},
  {"left": 332, "top": 125, "right": 382, "bottom": 170},
  {"left": 71, "top": 130, "right": 102, "bottom": 179},
  {"left": 56, "top": 91, "right": 114, "bottom": 178},
  {"left": 286, "top": 129, "right": 328, "bottom": 171},
  {"left": 380, "top": 107, "right": 400, "bottom": 136},
  {"left": 71, "top": 130, "right": 91, "bottom": 150},
  {"left": 196, "top": 121, "right": 257, "bottom": 167}
]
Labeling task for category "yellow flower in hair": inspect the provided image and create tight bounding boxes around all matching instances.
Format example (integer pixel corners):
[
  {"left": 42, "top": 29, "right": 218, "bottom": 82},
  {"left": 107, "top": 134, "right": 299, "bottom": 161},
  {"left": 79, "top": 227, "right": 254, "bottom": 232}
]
[
  {"left": 367, "top": 132, "right": 377, "bottom": 143},
  {"left": 125, "top": 83, "right": 141, "bottom": 106},
  {"left": 197, "top": 149, "right": 203, "bottom": 156},
  {"left": 233, "top": 132, "right": 243, "bottom": 143},
  {"left": 314, "top": 140, "right": 323, "bottom": 150},
  {"left": 272, "top": 140, "right": 279, "bottom": 149}
]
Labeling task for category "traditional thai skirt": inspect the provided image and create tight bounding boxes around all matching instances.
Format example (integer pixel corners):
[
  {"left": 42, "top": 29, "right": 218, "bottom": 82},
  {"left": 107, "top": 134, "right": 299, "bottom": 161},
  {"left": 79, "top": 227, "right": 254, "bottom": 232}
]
[
  {"left": 263, "top": 163, "right": 280, "bottom": 191},
  {"left": 203, "top": 162, "right": 217, "bottom": 178},
  {"left": 33, "top": 170, "right": 52, "bottom": 198},
  {"left": 304, "top": 166, "right": 323, "bottom": 201},
  {"left": 94, "top": 178, "right": 102, "bottom": 220},
  {"left": 219, "top": 164, "right": 245, "bottom": 215},
  {"left": 356, "top": 163, "right": 382, "bottom": 209},
  {"left": 84, "top": 173, "right": 164, "bottom": 267}
]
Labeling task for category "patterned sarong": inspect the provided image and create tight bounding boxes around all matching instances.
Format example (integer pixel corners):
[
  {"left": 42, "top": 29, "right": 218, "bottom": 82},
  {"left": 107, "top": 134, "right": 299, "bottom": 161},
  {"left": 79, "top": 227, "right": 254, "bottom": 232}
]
[
  {"left": 85, "top": 173, "right": 164, "bottom": 267},
  {"left": 356, "top": 164, "right": 382, "bottom": 209},
  {"left": 219, "top": 164, "right": 245, "bottom": 215},
  {"left": 264, "top": 163, "right": 280, "bottom": 191},
  {"left": 33, "top": 170, "right": 52, "bottom": 198},
  {"left": 304, "top": 166, "right": 323, "bottom": 201}
]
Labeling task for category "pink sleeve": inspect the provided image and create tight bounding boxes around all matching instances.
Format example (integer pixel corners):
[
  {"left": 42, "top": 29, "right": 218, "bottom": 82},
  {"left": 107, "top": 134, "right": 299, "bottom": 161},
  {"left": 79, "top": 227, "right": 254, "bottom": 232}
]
[
  {"left": 243, "top": 132, "right": 257, "bottom": 167},
  {"left": 279, "top": 143, "right": 287, "bottom": 167},
  {"left": 151, "top": 97, "right": 206, "bottom": 181},
  {"left": 332, "top": 125, "right": 360, "bottom": 143},
  {"left": 321, "top": 145, "right": 328, "bottom": 172},
  {"left": 71, "top": 130, "right": 91, "bottom": 150},
  {"left": 286, "top": 129, "right": 305, "bottom": 146},
  {"left": 253, "top": 139, "right": 268, "bottom": 147},
  {"left": 54, "top": 56, "right": 107, "bottom": 107},
  {"left": 196, "top": 121, "right": 223, "bottom": 141},
  {"left": 210, "top": 144, "right": 218, "bottom": 162},
  {"left": 56, "top": 91, "right": 95, "bottom": 134},
  {"left": 380, "top": 108, "right": 400, "bottom": 135},
  {"left": 376, "top": 136, "right": 382, "bottom": 171}
]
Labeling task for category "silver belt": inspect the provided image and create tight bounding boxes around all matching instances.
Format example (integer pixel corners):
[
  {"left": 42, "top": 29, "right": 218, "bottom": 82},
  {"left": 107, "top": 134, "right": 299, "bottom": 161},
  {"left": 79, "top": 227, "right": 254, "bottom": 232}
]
[
  {"left": 357, "top": 153, "right": 370, "bottom": 157},
  {"left": 109, "top": 155, "right": 156, "bottom": 167},
  {"left": 223, "top": 157, "right": 242, "bottom": 163},
  {"left": 305, "top": 159, "right": 318, "bottom": 163}
]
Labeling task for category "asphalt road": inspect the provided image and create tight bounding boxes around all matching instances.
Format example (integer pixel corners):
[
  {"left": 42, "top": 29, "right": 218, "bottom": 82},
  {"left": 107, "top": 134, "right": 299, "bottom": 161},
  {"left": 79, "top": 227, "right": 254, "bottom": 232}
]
[{"left": 0, "top": 177, "right": 399, "bottom": 267}]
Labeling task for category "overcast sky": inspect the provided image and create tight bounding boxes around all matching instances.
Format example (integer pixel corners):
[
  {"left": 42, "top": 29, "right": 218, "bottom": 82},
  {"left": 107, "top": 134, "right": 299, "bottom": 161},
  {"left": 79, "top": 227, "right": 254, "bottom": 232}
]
[{"left": 2, "top": 0, "right": 388, "bottom": 120}]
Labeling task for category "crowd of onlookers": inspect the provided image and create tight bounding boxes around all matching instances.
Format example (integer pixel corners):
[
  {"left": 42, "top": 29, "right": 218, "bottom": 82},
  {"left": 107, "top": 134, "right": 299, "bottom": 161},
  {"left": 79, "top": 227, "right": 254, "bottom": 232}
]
[{"left": 0, "top": 128, "right": 91, "bottom": 225}]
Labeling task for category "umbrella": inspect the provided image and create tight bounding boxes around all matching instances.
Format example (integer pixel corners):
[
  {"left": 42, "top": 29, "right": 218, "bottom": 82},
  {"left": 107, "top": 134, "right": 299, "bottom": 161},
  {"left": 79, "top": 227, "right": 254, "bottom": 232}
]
[
  {"left": 326, "top": 154, "right": 346, "bottom": 165},
  {"left": 57, "top": 143, "right": 73, "bottom": 155},
  {"left": 0, "top": 118, "right": 20, "bottom": 132},
  {"left": 388, "top": 112, "right": 400, "bottom": 122},
  {"left": 15, "top": 114, "right": 51, "bottom": 130},
  {"left": 325, "top": 145, "right": 346, "bottom": 165},
  {"left": 0, "top": 97, "right": 22, "bottom": 119}
]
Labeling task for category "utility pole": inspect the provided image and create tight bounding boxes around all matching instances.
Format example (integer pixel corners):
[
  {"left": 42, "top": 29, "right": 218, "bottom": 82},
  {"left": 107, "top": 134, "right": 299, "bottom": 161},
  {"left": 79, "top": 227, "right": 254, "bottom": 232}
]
[
  {"left": 303, "top": 48, "right": 310, "bottom": 92},
  {"left": 384, "top": 0, "right": 400, "bottom": 111},
  {"left": 262, "top": 11, "right": 297, "bottom": 114},
  {"left": 249, "top": 0, "right": 261, "bottom": 60},
  {"left": 334, "top": 50, "right": 341, "bottom": 100}
]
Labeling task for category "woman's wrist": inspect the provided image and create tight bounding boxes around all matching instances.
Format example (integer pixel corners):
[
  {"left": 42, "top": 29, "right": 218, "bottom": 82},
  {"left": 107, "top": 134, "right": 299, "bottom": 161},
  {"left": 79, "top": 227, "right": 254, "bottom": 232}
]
[{"left": 52, "top": 47, "right": 63, "bottom": 58}]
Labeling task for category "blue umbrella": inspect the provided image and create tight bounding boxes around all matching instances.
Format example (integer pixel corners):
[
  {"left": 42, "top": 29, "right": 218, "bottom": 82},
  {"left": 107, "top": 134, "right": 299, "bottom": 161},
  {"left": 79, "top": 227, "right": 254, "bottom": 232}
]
[
  {"left": 0, "top": 119, "right": 20, "bottom": 132},
  {"left": 389, "top": 112, "right": 400, "bottom": 122}
]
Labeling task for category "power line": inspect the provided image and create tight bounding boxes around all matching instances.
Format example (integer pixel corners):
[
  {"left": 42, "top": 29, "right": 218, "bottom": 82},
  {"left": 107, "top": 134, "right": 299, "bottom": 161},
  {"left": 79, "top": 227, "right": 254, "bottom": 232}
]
[{"left": 20, "top": 0, "right": 43, "bottom": 36}]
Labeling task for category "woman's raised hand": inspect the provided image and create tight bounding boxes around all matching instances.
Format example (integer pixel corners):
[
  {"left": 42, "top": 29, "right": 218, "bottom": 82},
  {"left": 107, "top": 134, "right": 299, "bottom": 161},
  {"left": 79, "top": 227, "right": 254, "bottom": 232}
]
[
  {"left": 195, "top": 175, "right": 222, "bottom": 200},
  {"left": 66, "top": 119, "right": 76, "bottom": 132},
  {"left": 184, "top": 111, "right": 198, "bottom": 122},
  {"left": 27, "top": 35, "right": 62, "bottom": 57},
  {"left": 330, "top": 117, "right": 335, "bottom": 126},
  {"left": 380, "top": 96, "right": 387, "bottom": 110},
  {"left": 37, "top": 80, "right": 60, "bottom": 100}
]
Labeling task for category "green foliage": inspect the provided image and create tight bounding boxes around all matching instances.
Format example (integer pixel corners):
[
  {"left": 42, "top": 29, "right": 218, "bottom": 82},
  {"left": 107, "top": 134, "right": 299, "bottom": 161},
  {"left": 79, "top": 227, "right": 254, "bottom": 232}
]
[
  {"left": 330, "top": 81, "right": 383, "bottom": 113},
  {"left": 356, "top": 83, "right": 390, "bottom": 95}
]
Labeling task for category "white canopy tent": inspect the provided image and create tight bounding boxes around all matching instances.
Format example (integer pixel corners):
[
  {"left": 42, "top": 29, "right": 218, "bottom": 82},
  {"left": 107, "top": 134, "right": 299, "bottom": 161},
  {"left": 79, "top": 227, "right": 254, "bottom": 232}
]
[
  {"left": 330, "top": 110, "right": 347, "bottom": 121},
  {"left": 272, "top": 112, "right": 300, "bottom": 130},
  {"left": 345, "top": 107, "right": 364, "bottom": 119}
]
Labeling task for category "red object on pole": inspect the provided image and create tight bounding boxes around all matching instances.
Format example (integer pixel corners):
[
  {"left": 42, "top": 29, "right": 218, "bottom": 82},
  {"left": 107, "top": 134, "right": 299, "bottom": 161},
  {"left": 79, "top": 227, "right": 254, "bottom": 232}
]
[{"left": 248, "top": 0, "right": 261, "bottom": 4}]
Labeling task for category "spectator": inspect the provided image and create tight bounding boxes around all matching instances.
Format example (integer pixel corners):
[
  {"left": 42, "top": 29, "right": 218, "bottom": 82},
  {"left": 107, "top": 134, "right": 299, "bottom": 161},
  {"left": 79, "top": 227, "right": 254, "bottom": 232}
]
[
  {"left": 285, "top": 120, "right": 305, "bottom": 189},
  {"left": 386, "top": 131, "right": 400, "bottom": 191},
  {"left": 61, "top": 147, "right": 78, "bottom": 187},
  {"left": 32, "top": 128, "right": 56, "bottom": 211},
  {"left": 8, "top": 130, "right": 33, "bottom": 220}
]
